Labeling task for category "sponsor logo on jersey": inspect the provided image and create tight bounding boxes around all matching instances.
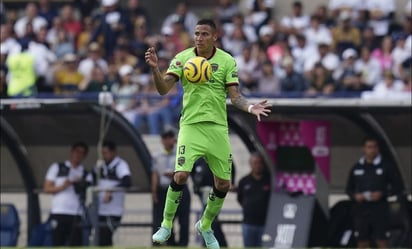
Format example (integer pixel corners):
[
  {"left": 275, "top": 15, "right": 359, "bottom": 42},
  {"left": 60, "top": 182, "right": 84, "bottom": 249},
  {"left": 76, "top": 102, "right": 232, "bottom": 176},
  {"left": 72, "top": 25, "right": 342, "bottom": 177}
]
[
  {"left": 211, "top": 63, "right": 219, "bottom": 72},
  {"left": 177, "top": 156, "right": 185, "bottom": 166}
]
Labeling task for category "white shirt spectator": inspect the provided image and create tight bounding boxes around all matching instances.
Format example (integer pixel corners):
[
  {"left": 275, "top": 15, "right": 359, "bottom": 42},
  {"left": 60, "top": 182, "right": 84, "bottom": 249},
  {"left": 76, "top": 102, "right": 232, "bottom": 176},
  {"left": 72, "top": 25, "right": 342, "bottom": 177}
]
[
  {"left": 0, "top": 37, "right": 21, "bottom": 56},
  {"left": 244, "top": 0, "right": 276, "bottom": 28},
  {"left": 280, "top": 14, "right": 310, "bottom": 33},
  {"left": 96, "top": 156, "right": 131, "bottom": 216},
  {"left": 14, "top": 16, "right": 48, "bottom": 38},
  {"left": 78, "top": 58, "right": 109, "bottom": 79},
  {"left": 354, "top": 57, "right": 382, "bottom": 86},
  {"left": 364, "top": 0, "right": 395, "bottom": 36},
  {"left": 291, "top": 42, "right": 317, "bottom": 73},
  {"left": 304, "top": 51, "right": 340, "bottom": 72},
  {"left": 328, "top": 0, "right": 364, "bottom": 18},
  {"left": 391, "top": 39, "right": 411, "bottom": 78},
  {"left": 28, "top": 41, "right": 57, "bottom": 77},
  {"left": 222, "top": 23, "right": 258, "bottom": 43},
  {"left": 45, "top": 161, "right": 86, "bottom": 215},
  {"left": 304, "top": 25, "right": 333, "bottom": 47}
]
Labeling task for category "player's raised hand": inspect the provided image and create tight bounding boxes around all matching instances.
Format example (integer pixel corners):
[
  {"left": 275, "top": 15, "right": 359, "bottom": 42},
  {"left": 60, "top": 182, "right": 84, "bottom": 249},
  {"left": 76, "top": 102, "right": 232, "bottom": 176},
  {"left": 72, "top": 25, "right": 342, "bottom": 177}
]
[
  {"left": 250, "top": 100, "right": 271, "bottom": 122},
  {"left": 145, "top": 47, "right": 158, "bottom": 68}
]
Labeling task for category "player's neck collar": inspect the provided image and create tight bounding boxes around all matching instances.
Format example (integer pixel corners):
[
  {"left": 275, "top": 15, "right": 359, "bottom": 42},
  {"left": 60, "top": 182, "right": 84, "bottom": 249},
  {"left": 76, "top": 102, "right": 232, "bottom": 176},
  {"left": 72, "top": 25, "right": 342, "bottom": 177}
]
[{"left": 194, "top": 46, "right": 216, "bottom": 60}]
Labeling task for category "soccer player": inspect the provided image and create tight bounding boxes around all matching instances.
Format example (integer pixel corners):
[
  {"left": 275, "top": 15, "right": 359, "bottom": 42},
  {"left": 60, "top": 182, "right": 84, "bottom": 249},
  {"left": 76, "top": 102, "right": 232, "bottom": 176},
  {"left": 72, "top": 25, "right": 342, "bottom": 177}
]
[{"left": 145, "top": 19, "right": 271, "bottom": 249}]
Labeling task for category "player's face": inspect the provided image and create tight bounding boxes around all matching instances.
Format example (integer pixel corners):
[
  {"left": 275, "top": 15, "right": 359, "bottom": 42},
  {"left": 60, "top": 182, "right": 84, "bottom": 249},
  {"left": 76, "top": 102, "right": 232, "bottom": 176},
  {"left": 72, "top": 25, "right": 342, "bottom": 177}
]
[
  {"left": 102, "top": 147, "right": 116, "bottom": 163},
  {"left": 363, "top": 140, "right": 379, "bottom": 160},
  {"left": 194, "top": 24, "right": 216, "bottom": 53},
  {"left": 70, "top": 146, "right": 87, "bottom": 165}
]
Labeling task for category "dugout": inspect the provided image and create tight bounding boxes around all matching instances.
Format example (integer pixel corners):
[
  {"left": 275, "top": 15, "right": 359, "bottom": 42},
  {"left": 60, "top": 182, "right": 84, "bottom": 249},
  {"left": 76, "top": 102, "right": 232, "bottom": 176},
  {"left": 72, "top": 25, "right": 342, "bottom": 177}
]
[
  {"left": 1, "top": 97, "right": 411, "bottom": 246},
  {"left": 0, "top": 99, "right": 152, "bottom": 244}
]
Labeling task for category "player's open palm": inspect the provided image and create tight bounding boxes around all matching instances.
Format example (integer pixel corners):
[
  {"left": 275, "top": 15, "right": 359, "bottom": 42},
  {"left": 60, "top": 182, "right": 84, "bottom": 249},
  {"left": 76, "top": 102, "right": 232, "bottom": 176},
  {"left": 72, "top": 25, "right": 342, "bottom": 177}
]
[
  {"left": 250, "top": 100, "right": 271, "bottom": 121},
  {"left": 145, "top": 47, "right": 158, "bottom": 68}
]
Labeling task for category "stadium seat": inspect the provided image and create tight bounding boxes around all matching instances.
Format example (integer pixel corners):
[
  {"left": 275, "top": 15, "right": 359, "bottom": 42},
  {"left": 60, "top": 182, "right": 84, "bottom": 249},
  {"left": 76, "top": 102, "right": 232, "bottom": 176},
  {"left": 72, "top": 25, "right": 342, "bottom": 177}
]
[
  {"left": 0, "top": 203, "right": 20, "bottom": 246},
  {"left": 28, "top": 220, "right": 53, "bottom": 247},
  {"left": 387, "top": 200, "right": 412, "bottom": 248}
]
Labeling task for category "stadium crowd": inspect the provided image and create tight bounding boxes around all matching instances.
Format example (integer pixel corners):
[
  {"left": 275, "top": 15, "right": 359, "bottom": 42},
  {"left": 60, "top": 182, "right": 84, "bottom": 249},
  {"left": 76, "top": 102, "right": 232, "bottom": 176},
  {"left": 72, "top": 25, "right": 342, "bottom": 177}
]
[{"left": 0, "top": 0, "right": 411, "bottom": 134}]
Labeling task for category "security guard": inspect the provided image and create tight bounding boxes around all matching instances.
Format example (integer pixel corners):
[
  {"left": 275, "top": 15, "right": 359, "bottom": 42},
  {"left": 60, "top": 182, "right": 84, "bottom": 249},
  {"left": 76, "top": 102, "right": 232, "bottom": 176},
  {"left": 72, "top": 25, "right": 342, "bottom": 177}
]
[{"left": 345, "top": 136, "right": 405, "bottom": 249}]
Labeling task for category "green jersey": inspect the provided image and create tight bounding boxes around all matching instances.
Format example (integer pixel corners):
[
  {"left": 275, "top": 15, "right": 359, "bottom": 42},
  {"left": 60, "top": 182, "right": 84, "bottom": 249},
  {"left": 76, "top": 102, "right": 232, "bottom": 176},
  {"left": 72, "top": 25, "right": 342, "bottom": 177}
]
[{"left": 166, "top": 47, "right": 239, "bottom": 126}]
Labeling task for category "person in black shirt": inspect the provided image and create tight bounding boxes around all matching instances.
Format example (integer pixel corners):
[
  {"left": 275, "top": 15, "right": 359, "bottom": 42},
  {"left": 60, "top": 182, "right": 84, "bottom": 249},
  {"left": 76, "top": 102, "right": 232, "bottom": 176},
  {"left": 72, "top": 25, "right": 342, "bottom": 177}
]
[
  {"left": 237, "top": 152, "right": 271, "bottom": 247},
  {"left": 345, "top": 136, "right": 405, "bottom": 249}
]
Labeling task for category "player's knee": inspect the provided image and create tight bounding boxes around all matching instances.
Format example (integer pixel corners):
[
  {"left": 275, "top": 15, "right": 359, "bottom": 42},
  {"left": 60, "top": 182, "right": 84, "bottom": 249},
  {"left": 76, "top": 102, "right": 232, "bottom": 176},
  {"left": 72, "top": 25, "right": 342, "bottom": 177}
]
[
  {"left": 215, "top": 180, "right": 230, "bottom": 193},
  {"left": 173, "top": 171, "right": 189, "bottom": 185}
]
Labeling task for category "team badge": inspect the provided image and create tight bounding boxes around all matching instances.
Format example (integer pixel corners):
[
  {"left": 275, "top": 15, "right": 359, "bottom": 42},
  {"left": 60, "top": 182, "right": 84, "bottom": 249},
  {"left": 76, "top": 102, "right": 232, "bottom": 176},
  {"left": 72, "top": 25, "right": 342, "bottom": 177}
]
[
  {"left": 209, "top": 191, "right": 216, "bottom": 201},
  {"left": 178, "top": 156, "right": 185, "bottom": 166},
  {"left": 211, "top": 63, "right": 219, "bottom": 72},
  {"left": 176, "top": 61, "right": 182, "bottom": 66}
]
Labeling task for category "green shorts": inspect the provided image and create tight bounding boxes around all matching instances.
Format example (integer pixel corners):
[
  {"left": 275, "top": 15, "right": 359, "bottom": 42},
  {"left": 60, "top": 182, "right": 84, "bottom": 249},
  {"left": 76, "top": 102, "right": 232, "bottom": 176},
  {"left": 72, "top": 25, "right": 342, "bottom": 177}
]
[{"left": 175, "top": 122, "right": 232, "bottom": 180}]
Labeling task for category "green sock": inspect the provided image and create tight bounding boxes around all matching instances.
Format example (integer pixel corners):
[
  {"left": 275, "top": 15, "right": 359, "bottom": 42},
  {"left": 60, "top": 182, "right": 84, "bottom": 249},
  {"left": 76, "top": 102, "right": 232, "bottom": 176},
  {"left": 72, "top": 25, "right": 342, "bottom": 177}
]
[
  {"left": 201, "top": 190, "right": 225, "bottom": 230},
  {"left": 161, "top": 186, "right": 182, "bottom": 229}
]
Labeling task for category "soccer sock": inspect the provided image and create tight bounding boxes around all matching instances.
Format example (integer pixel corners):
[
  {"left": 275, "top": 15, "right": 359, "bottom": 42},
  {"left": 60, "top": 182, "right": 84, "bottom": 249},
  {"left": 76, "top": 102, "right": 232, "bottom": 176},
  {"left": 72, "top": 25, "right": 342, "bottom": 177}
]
[
  {"left": 200, "top": 186, "right": 227, "bottom": 231},
  {"left": 161, "top": 180, "right": 184, "bottom": 229}
]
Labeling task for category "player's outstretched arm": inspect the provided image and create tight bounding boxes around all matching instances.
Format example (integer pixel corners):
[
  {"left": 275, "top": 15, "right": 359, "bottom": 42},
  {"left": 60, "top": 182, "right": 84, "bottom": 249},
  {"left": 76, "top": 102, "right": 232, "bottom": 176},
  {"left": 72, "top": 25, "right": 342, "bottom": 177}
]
[
  {"left": 227, "top": 85, "right": 271, "bottom": 121},
  {"left": 145, "top": 47, "right": 176, "bottom": 95}
]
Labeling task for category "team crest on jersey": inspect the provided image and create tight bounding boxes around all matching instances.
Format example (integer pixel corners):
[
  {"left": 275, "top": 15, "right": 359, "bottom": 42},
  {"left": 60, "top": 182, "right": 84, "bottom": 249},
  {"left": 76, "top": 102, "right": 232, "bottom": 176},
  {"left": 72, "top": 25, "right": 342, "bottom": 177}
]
[
  {"left": 211, "top": 63, "right": 219, "bottom": 72},
  {"left": 176, "top": 61, "right": 182, "bottom": 67},
  {"left": 178, "top": 156, "right": 185, "bottom": 166}
]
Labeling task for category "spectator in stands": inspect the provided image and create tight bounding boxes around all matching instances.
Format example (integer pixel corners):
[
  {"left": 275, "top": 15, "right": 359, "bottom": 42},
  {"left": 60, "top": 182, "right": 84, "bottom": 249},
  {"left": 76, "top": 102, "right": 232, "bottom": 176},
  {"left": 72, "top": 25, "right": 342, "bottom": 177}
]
[
  {"left": 214, "top": 0, "right": 240, "bottom": 24},
  {"left": 59, "top": 5, "right": 82, "bottom": 41},
  {"left": 371, "top": 35, "right": 394, "bottom": 72},
  {"left": 78, "top": 42, "right": 109, "bottom": 80},
  {"left": 76, "top": 16, "right": 97, "bottom": 57},
  {"left": 333, "top": 48, "right": 358, "bottom": 83},
  {"left": 345, "top": 136, "right": 405, "bottom": 249},
  {"left": 339, "top": 71, "right": 372, "bottom": 93},
  {"left": 279, "top": 1, "right": 310, "bottom": 47},
  {"left": 235, "top": 45, "right": 260, "bottom": 94},
  {"left": 1, "top": 23, "right": 21, "bottom": 56},
  {"left": 291, "top": 34, "right": 317, "bottom": 74},
  {"left": 244, "top": 0, "right": 275, "bottom": 34},
  {"left": 360, "top": 27, "right": 380, "bottom": 52},
  {"left": 6, "top": 43, "right": 37, "bottom": 97},
  {"left": 110, "top": 45, "right": 138, "bottom": 74},
  {"left": 89, "top": 140, "right": 132, "bottom": 246},
  {"left": 130, "top": 16, "right": 151, "bottom": 72},
  {"left": 111, "top": 64, "right": 139, "bottom": 123},
  {"left": 222, "top": 13, "right": 258, "bottom": 46},
  {"left": 162, "top": 1, "right": 198, "bottom": 36},
  {"left": 74, "top": 0, "right": 99, "bottom": 18},
  {"left": 51, "top": 29, "right": 75, "bottom": 59},
  {"left": 331, "top": 10, "right": 361, "bottom": 56},
  {"left": 125, "top": 0, "right": 151, "bottom": 33},
  {"left": 134, "top": 52, "right": 173, "bottom": 134},
  {"left": 191, "top": 157, "right": 230, "bottom": 248},
  {"left": 46, "top": 17, "right": 64, "bottom": 49},
  {"left": 237, "top": 152, "right": 271, "bottom": 247},
  {"left": 306, "top": 62, "right": 335, "bottom": 96},
  {"left": 90, "top": 0, "right": 132, "bottom": 57},
  {"left": 53, "top": 53, "right": 83, "bottom": 95},
  {"left": 354, "top": 46, "right": 382, "bottom": 87},
  {"left": 14, "top": 3, "right": 47, "bottom": 39},
  {"left": 304, "top": 15, "right": 333, "bottom": 48},
  {"left": 38, "top": 0, "right": 58, "bottom": 28},
  {"left": 43, "top": 141, "right": 89, "bottom": 246},
  {"left": 80, "top": 66, "right": 113, "bottom": 92},
  {"left": 314, "top": 4, "right": 335, "bottom": 27},
  {"left": 280, "top": 56, "right": 307, "bottom": 93},
  {"left": 151, "top": 129, "right": 191, "bottom": 246},
  {"left": 391, "top": 34, "right": 410, "bottom": 79},
  {"left": 327, "top": 0, "right": 363, "bottom": 22},
  {"left": 304, "top": 39, "right": 339, "bottom": 77},
  {"left": 367, "top": 70, "right": 405, "bottom": 98},
  {"left": 364, "top": 0, "right": 395, "bottom": 41},
  {"left": 256, "top": 60, "right": 280, "bottom": 95}
]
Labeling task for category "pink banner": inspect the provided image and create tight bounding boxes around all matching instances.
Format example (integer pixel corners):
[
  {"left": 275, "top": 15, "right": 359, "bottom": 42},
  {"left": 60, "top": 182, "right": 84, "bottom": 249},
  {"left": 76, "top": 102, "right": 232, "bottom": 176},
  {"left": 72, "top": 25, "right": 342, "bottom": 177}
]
[{"left": 256, "top": 120, "right": 331, "bottom": 194}]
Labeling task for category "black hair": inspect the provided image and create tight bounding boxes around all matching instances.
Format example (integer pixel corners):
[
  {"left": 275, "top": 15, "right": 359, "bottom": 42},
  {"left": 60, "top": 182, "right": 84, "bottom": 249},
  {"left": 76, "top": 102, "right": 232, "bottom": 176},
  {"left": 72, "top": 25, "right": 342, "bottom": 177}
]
[
  {"left": 362, "top": 136, "right": 380, "bottom": 146},
  {"left": 102, "top": 140, "right": 117, "bottom": 151},
  {"left": 71, "top": 141, "right": 89, "bottom": 154},
  {"left": 196, "top": 19, "right": 217, "bottom": 32}
]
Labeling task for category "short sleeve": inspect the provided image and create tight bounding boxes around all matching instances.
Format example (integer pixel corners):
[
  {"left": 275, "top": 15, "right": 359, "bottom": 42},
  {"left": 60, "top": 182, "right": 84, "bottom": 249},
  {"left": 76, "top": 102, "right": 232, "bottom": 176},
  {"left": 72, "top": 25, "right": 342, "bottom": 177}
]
[
  {"left": 225, "top": 57, "right": 239, "bottom": 86},
  {"left": 166, "top": 56, "right": 184, "bottom": 80},
  {"left": 116, "top": 160, "right": 131, "bottom": 179},
  {"left": 45, "top": 163, "right": 58, "bottom": 181}
]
